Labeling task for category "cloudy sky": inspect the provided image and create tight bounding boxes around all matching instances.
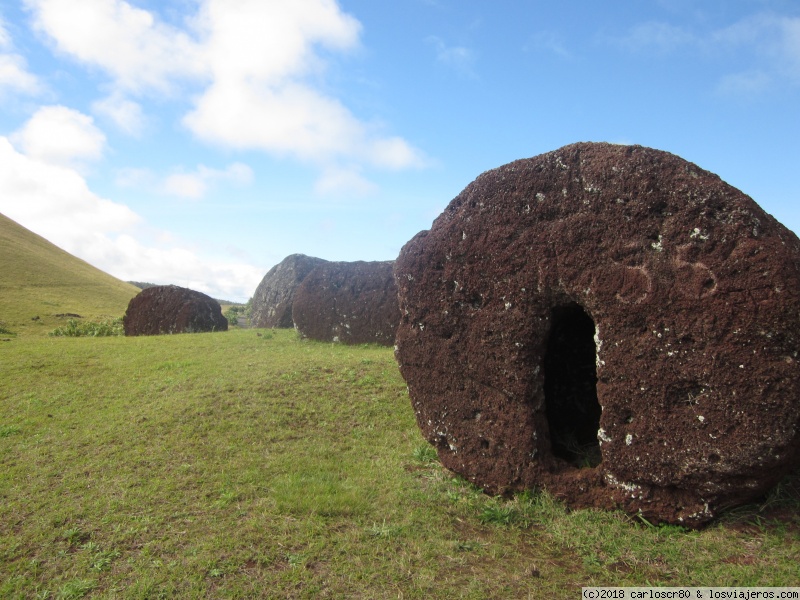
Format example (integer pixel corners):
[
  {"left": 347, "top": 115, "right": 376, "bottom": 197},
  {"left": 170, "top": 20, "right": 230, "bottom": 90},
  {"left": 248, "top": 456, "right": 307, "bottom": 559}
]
[{"left": 1, "top": 0, "right": 798, "bottom": 301}]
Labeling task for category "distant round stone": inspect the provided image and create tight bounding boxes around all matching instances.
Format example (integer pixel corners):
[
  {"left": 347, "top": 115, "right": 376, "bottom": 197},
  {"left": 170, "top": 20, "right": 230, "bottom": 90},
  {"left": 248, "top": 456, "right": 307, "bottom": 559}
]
[
  {"left": 394, "top": 142, "right": 800, "bottom": 527},
  {"left": 123, "top": 285, "right": 227, "bottom": 336},
  {"left": 250, "top": 254, "right": 328, "bottom": 328},
  {"left": 293, "top": 260, "right": 399, "bottom": 346}
]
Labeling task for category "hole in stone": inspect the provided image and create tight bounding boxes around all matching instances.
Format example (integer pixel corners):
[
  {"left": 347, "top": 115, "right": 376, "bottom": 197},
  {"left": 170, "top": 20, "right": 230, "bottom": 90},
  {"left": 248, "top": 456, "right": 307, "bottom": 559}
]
[{"left": 543, "top": 302, "right": 602, "bottom": 468}]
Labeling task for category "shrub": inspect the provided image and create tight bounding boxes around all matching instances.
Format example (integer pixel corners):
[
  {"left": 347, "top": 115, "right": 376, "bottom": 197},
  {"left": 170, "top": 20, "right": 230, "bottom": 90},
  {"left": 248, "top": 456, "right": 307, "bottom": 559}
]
[
  {"left": 49, "top": 318, "right": 124, "bottom": 337},
  {"left": 224, "top": 307, "right": 241, "bottom": 326},
  {"left": 478, "top": 504, "right": 518, "bottom": 526}
]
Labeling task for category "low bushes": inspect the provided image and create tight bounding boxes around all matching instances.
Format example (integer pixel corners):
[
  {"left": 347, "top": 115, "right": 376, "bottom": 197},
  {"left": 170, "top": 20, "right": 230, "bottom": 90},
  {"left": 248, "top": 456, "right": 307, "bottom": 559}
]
[{"left": 49, "top": 318, "right": 123, "bottom": 337}]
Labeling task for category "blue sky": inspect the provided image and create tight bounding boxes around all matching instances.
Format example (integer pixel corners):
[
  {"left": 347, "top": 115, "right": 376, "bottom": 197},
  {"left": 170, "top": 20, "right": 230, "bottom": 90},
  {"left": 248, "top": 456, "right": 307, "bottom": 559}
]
[{"left": 1, "top": 0, "right": 798, "bottom": 302}]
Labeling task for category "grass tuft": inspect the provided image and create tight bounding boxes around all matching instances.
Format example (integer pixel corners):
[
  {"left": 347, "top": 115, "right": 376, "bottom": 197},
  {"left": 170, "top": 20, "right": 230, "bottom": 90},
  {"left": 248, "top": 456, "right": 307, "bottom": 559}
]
[
  {"left": 412, "top": 443, "right": 439, "bottom": 464},
  {"left": 61, "top": 528, "right": 90, "bottom": 547},
  {"left": 367, "top": 519, "right": 403, "bottom": 539},
  {"left": 478, "top": 504, "right": 519, "bottom": 526},
  {"left": 0, "top": 424, "right": 21, "bottom": 438},
  {"left": 56, "top": 578, "right": 96, "bottom": 600}
]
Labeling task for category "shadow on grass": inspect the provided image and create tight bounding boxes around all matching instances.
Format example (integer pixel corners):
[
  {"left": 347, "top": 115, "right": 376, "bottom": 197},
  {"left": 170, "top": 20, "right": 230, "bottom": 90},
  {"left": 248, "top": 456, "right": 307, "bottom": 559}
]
[{"left": 715, "top": 465, "right": 800, "bottom": 532}]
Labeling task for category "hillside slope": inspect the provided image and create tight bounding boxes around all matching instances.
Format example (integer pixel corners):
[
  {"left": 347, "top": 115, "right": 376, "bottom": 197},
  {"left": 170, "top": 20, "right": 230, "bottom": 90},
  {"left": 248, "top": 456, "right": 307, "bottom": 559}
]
[{"left": 0, "top": 212, "right": 139, "bottom": 336}]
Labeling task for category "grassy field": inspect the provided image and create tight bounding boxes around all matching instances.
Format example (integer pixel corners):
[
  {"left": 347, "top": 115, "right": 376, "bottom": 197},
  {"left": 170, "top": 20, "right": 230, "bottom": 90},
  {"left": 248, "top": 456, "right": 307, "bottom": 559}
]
[
  {"left": 0, "top": 212, "right": 138, "bottom": 337},
  {"left": 1, "top": 328, "right": 798, "bottom": 599}
]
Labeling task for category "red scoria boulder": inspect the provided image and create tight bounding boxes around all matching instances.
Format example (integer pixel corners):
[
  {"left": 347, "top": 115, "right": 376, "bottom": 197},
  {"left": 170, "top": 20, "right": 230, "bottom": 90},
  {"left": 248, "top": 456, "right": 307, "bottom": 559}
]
[
  {"left": 394, "top": 142, "right": 800, "bottom": 527},
  {"left": 292, "top": 260, "right": 399, "bottom": 346},
  {"left": 123, "top": 285, "right": 228, "bottom": 336},
  {"left": 250, "top": 254, "right": 328, "bottom": 328}
]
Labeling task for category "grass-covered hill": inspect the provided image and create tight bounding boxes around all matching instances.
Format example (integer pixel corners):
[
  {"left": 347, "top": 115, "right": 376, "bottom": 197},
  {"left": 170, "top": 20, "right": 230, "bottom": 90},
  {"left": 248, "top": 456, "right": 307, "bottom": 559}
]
[{"left": 0, "top": 212, "right": 139, "bottom": 337}]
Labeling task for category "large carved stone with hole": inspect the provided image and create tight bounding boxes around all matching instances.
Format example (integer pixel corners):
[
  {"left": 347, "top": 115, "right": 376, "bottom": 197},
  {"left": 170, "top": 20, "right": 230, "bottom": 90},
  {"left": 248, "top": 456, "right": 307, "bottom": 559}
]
[
  {"left": 123, "top": 285, "right": 227, "bottom": 336},
  {"left": 292, "top": 260, "right": 399, "bottom": 345},
  {"left": 394, "top": 142, "right": 800, "bottom": 527},
  {"left": 250, "top": 254, "right": 328, "bottom": 328}
]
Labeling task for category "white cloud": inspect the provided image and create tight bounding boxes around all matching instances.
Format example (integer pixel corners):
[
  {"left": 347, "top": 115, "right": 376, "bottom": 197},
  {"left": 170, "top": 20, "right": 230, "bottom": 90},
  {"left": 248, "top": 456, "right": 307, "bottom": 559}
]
[
  {"left": 370, "top": 137, "right": 426, "bottom": 170},
  {"left": 713, "top": 13, "right": 771, "bottom": 46},
  {"left": 614, "top": 21, "right": 697, "bottom": 53},
  {"left": 25, "top": 0, "right": 425, "bottom": 171},
  {"left": 92, "top": 92, "right": 146, "bottom": 135},
  {"left": 115, "top": 166, "right": 155, "bottom": 189},
  {"left": 0, "top": 135, "right": 263, "bottom": 301},
  {"left": 314, "top": 165, "right": 377, "bottom": 197},
  {"left": 0, "top": 54, "right": 41, "bottom": 94},
  {"left": 716, "top": 70, "right": 771, "bottom": 95},
  {"left": 93, "top": 233, "right": 264, "bottom": 300},
  {"left": 783, "top": 17, "right": 800, "bottom": 65},
  {"left": 524, "top": 31, "right": 571, "bottom": 58},
  {"left": 0, "top": 19, "right": 9, "bottom": 47},
  {"left": 184, "top": 80, "right": 424, "bottom": 169},
  {"left": 10, "top": 105, "right": 106, "bottom": 172},
  {"left": 427, "top": 36, "right": 476, "bottom": 78},
  {"left": 0, "top": 16, "right": 42, "bottom": 94},
  {"left": 612, "top": 13, "right": 800, "bottom": 93},
  {"left": 184, "top": 80, "right": 362, "bottom": 161},
  {"left": 115, "top": 162, "right": 254, "bottom": 200},
  {"left": 24, "top": 0, "right": 205, "bottom": 93},
  {"left": 192, "top": 0, "right": 360, "bottom": 84},
  {"left": 719, "top": 14, "right": 800, "bottom": 83},
  {"left": 0, "top": 135, "right": 139, "bottom": 242},
  {"left": 162, "top": 172, "right": 207, "bottom": 200},
  {"left": 162, "top": 163, "right": 253, "bottom": 200},
  {"left": 184, "top": 0, "right": 424, "bottom": 169}
]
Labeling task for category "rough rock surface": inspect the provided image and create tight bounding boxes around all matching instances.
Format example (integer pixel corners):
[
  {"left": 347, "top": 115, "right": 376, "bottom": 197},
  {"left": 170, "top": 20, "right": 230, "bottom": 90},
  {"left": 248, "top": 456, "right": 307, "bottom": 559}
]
[
  {"left": 394, "top": 142, "right": 800, "bottom": 527},
  {"left": 123, "top": 285, "right": 228, "bottom": 336},
  {"left": 292, "top": 261, "right": 399, "bottom": 346},
  {"left": 250, "top": 254, "right": 328, "bottom": 328}
]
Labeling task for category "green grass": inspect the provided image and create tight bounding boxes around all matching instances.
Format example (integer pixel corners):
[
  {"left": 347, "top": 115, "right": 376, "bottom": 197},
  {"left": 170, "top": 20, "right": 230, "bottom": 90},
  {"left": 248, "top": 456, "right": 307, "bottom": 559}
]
[
  {"left": 1, "top": 329, "right": 798, "bottom": 598},
  {"left": 49, "top": 318, "right": 124, "bottom": 338},
  {"left": 0, "top": 212, "right": 139, "bottom": 337}
]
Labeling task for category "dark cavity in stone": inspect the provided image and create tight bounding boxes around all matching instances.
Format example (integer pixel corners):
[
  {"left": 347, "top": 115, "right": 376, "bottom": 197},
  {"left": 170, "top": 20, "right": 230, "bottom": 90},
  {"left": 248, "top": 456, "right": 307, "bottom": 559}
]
[{"left": 543, "top": 302, "right": 602, "bottom": 468}]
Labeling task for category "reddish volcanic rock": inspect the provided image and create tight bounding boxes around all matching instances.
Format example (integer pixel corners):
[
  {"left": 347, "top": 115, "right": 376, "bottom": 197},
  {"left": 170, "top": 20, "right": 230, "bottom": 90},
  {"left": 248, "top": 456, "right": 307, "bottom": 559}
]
[
  {"left": 250, "top": 254, "right": 328, "bottom": 328},
  {"left": 292, "top": 261, "right": 399, "bottom": 346},
  {"left": 394, "top": 142, "right": 800, "bottom": 527},
  {"left": 123, "top": 285, "right": 227, "bottom": 336}
]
